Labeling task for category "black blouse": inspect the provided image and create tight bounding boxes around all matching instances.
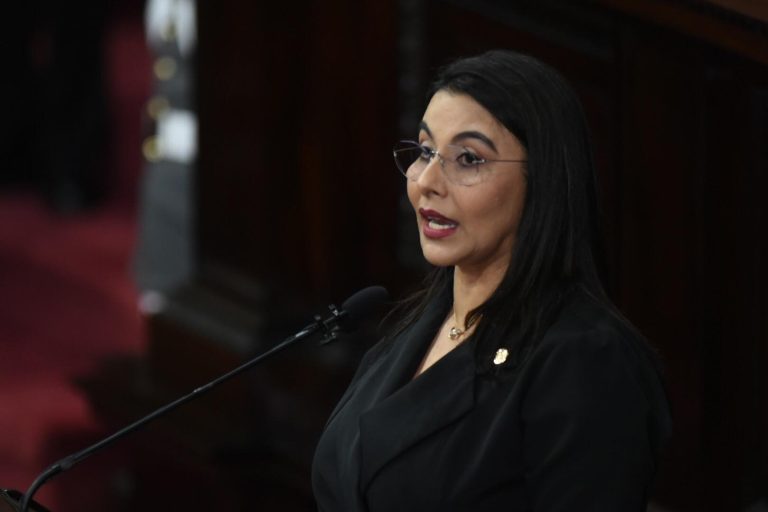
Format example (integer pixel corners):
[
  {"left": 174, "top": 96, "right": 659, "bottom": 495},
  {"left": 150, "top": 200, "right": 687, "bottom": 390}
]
[{"left": 312, "top": 289, "right": 672, "bottom": 511}]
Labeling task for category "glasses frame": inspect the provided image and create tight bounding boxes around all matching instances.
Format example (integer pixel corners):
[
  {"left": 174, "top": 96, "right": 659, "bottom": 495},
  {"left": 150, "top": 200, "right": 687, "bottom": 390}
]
[{"left": 392, "top": 140, "right": 526, "bottom": 186}]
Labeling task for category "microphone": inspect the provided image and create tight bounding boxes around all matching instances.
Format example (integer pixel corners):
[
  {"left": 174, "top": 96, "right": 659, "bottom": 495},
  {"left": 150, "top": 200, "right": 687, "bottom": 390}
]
[
  {"left": 319, "top": 285, "right": 389, "bottom": 342},
  {"left": 12, "top": 286, "right": 389, "bottom": 512}
]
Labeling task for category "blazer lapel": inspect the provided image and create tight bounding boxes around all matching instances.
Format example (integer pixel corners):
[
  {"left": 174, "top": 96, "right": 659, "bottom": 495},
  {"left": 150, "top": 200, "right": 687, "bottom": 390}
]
[
  {"left": 357, "top": 324, "right": 477, "bottom": 493},
  {"left": 322, "top": 296, "right": 448, "bottom": 431}
]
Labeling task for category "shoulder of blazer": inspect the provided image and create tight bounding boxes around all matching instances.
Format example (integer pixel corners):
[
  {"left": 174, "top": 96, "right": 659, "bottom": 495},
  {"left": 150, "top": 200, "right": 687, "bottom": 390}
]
[
  {"left": 519, "top": 289, "right": 672, "bottom": 452},
  {"left": 535, "top": 289, "right": 643, "bottom": 355}
]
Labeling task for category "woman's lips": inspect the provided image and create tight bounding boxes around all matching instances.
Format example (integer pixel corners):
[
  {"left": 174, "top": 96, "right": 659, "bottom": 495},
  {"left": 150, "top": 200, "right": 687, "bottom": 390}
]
[{"left": 419, "top": 208, "right": 459, "bottom": 239}]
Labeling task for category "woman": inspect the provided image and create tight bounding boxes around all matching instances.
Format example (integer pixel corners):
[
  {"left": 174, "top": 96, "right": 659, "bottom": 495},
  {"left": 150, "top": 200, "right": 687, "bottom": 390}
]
[{"left": 312, "top": 50, "right": 672, "bottom": 511}]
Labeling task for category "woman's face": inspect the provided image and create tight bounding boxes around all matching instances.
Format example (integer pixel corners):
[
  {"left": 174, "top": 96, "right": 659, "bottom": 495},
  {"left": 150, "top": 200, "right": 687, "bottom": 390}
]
[{"left": 407, "top": 90, "right": 527, "bottom": 276}]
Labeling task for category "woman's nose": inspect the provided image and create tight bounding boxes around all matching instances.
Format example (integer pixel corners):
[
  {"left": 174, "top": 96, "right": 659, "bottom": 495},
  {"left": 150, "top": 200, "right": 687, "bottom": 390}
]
[{"left": 414, "top": 154, "right": 446, "bottom": 194}]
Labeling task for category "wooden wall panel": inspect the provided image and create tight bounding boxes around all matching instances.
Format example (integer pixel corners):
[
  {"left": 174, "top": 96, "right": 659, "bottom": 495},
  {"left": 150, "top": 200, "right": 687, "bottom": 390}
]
[{"left": 197, "top": 1, "right": 399, "bottom": 307}]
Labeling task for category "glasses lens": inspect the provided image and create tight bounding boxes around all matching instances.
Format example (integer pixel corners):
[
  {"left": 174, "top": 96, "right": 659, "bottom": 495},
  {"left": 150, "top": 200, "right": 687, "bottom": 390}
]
[
  {"left": 443, "top": 145, "right": 481, "bottom": 186},
  {"left": 393, "top": 142, "right": 426, "bottom": 179}
]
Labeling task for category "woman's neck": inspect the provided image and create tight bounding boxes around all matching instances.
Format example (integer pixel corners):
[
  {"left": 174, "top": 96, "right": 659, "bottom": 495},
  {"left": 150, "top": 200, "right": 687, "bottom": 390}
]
[{"left": 451, "top": 259, "right": 508, "bottom": 328}]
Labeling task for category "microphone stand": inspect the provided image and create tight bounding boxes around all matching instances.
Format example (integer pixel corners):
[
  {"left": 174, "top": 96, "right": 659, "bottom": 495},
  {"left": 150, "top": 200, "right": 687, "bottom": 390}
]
[
  {"left": 17, "top": 303, "right": 349, "bottom": 512},
  {"left": 0, "top": 490, "right": 47, "bottom": 512}
]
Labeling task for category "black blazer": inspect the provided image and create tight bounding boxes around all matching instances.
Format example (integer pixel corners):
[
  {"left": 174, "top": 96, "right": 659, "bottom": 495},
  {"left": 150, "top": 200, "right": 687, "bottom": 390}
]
[{"left": 312, "top": 289, "right": 672, "bottom": 511}]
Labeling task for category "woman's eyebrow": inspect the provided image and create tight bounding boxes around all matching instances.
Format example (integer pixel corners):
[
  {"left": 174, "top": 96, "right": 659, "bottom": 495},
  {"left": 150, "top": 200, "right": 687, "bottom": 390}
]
[
  {"left": 418, "top": 122, "right": 498, "bottom": 154},
  {"left": 451, "top": 130, "right": 498, "bottom": 153}
]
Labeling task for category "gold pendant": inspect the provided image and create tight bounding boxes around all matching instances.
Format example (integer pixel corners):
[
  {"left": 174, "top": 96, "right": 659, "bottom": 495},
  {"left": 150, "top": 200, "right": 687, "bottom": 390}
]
[{"left": 449, "top": 326, "right": 464, "bottom": 340}]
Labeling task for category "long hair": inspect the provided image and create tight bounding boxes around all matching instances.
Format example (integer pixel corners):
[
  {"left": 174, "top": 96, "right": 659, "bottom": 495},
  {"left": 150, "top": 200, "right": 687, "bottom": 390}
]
[{"left": 389, "top": 50, "right": 612, "bottom": 373}]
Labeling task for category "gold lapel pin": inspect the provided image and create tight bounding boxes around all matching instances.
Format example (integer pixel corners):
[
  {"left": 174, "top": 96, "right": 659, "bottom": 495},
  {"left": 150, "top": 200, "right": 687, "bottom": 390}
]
[{"left": 493, "top": 348, "right": 509, "bottom": 365}]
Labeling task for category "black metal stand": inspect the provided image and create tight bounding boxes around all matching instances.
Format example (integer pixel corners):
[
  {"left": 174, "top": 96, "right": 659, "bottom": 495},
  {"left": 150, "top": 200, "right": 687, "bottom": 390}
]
[{"left": 0, "top": 490, "right": 49, "bottom": 512}]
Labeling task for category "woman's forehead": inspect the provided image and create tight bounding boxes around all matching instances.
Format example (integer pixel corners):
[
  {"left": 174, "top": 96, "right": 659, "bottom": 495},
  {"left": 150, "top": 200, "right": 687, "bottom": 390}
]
[
  {"left": 422, "top": 91, "right": 500, "bottom": 132},
  {"left": 420, "top": 90, "right": 523, "bottom": 155}
]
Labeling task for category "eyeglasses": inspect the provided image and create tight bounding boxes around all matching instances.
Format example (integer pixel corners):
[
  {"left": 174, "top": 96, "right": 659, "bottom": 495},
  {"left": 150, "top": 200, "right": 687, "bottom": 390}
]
[{"left": 392, "top": 140, "right": 526, "bottom": 187}]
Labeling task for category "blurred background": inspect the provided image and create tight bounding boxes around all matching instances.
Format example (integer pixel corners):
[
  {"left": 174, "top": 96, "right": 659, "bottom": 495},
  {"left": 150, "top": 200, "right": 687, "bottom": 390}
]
[{"left": 0, "top": 0, "right": 766, "bottom": 510}]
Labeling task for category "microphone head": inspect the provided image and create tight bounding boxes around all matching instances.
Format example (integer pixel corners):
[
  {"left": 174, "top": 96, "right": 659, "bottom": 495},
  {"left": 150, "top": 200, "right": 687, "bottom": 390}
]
[{"left": 339, "top": 285, "right": 390, "bottom": 332}]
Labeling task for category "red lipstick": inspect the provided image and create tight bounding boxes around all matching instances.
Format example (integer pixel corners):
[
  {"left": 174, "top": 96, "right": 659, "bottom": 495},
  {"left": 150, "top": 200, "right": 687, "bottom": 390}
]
[{"left": 419, "top": 208, "right": 459, "bottom": 239}]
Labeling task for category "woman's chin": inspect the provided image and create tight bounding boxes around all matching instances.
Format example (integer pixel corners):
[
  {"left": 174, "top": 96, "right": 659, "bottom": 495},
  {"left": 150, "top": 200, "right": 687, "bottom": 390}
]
[{"left": 420, "top": 248, "right": 460, "bottom": 268}]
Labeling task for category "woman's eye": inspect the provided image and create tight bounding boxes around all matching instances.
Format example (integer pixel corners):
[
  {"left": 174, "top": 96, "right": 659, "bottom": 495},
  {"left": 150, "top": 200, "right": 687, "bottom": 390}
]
[
  {"left": 418, "top": 146, "right": 433, "bottom": 161},
  {"left": 456, "top": 151, "right": 484, "bottom": 167}
]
